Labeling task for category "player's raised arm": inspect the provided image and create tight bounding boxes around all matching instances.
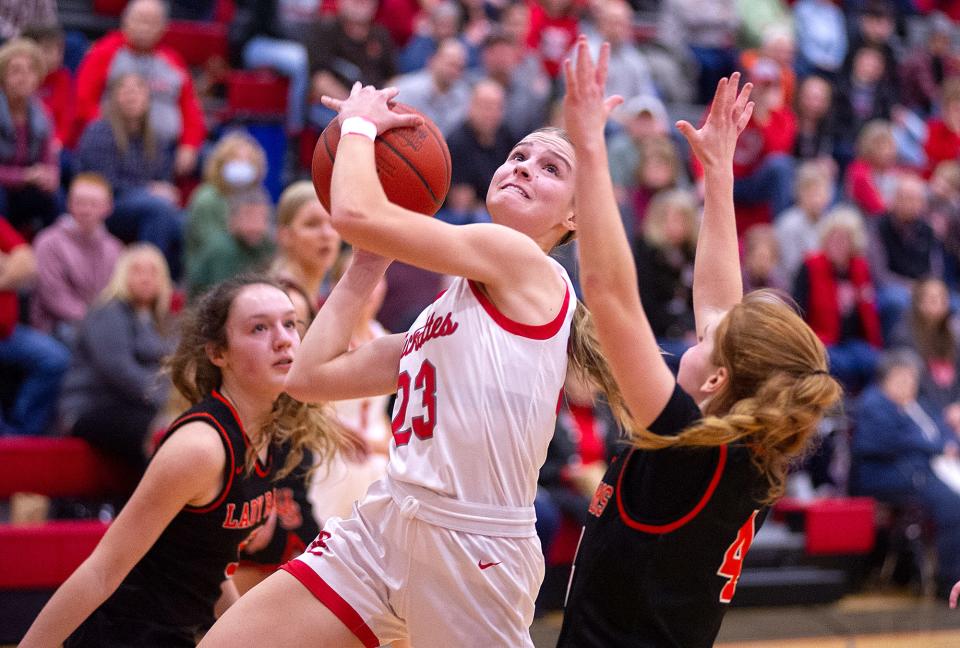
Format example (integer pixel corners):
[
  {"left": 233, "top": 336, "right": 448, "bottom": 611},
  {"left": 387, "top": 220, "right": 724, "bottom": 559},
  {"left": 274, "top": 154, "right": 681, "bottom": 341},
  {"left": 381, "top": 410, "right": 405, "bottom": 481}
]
[
  {"left": 285, "top": 249, "right": 405, "bottom": 402},
  {"left": 563, "top": 37, "right": 675, "bottom": 426},
  {"left": 320, "top": 84, "right": 561, "bottom": 300},
  {"left": 676, "top": 75, "right": 754, "bottom": 336}
]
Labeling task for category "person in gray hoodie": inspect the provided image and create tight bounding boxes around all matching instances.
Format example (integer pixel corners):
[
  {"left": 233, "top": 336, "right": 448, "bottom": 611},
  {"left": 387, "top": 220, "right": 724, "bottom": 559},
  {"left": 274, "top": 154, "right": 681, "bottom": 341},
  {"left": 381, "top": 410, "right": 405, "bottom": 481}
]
[{"left": 59, "top": 243, "right": 176, "bottom": 476}]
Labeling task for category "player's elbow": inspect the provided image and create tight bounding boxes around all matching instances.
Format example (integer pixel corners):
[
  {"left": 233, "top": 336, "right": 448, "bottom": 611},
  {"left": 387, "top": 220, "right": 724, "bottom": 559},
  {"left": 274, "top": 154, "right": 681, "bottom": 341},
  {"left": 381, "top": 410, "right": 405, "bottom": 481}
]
[
  {"left": 330, "top": 201, "right": 367, "bottom": 233},
  {"left": 284, "top": 363, "right": 330, "bottom": 404},
  {"left": 283, "top": 366, "right": 313, "bottom": 403}
]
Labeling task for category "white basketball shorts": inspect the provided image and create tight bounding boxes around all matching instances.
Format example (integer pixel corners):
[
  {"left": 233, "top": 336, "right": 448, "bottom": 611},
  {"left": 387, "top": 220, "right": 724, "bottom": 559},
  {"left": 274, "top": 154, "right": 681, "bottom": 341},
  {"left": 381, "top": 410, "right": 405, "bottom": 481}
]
[{"left": 282, "top": 478, "right": 544, "bottom": 647}]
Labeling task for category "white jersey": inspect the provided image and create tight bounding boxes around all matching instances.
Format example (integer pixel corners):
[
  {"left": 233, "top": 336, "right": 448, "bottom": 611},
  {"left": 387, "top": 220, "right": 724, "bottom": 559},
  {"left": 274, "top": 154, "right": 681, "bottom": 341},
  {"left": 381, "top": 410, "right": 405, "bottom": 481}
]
[{"left": 386, "top": 259, "right": 575, "bottom": 508}]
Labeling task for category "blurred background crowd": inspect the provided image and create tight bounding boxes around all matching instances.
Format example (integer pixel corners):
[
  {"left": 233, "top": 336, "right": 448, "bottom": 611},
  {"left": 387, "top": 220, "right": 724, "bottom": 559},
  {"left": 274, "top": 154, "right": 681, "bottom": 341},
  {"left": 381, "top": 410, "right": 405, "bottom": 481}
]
[{"left": 6, "top": 0, "right": 960, "bottom": 597}]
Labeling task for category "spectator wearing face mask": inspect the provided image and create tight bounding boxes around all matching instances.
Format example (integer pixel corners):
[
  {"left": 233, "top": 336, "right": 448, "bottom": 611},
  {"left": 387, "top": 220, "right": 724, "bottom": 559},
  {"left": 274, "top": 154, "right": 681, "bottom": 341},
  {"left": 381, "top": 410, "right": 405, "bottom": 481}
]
[{"left": 184, "top": 132, "right": 267, "bottom": 281}]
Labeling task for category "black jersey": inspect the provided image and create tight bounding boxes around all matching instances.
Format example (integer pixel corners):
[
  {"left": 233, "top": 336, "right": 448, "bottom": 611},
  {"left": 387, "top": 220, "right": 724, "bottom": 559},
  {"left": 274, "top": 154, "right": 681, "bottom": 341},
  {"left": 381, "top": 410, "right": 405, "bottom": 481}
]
[
  {"left": 558, "top": 384, "right": 768, "bottom": 648},
  {"left": 240, "top": 447, "right": 320, "bottom": 569},
  {"left": 66, "top": 391, "right": 278, "bottom": 647}
]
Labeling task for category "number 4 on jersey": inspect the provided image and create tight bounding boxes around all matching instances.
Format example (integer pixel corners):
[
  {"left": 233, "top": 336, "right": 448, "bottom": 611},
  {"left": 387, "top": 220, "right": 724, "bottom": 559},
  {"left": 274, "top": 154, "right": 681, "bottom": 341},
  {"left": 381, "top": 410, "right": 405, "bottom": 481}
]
[{"left": 717, "top": 510, "right": 759, "bottom": 603}]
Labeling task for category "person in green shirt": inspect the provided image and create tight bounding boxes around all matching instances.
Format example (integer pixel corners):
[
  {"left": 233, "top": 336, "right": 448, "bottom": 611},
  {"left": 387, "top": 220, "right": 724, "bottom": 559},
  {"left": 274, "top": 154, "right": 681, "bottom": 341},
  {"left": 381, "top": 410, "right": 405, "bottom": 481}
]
[
  {"left": 184, "top": 131, "right": 267, "bottom": 279},
  {"left": 187, "top": 187, "right": 275, "bottom": 297}
]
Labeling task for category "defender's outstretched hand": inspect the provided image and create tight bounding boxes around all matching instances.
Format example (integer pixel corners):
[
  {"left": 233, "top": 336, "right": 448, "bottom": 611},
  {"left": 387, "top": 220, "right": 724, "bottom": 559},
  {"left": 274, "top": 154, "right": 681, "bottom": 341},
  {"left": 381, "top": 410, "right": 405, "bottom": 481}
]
[
  {"left": 677, "top": 74, "right": 754, "bottom": 171},
  {"left": 562, "top": 37, "right": 623, "bottom": 148},
  {"left": 321, "top": 82, "right": 422, "bottom": 135}
]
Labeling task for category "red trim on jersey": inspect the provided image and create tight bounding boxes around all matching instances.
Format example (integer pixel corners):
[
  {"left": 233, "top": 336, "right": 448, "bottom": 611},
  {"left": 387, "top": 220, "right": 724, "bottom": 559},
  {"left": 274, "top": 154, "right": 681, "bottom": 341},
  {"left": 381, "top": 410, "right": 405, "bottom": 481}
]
[
  {"left": 467, "top": 279, "right": 570, "bottom": 340},
  {"left": 163, "top": 412, "right": 237, "bottom": 514},
  {"left": 281, "top": 559, "right": 380, "bottom": 648},
  {"left": 237, "top": 559, "right": 278, "bottom": 574},
  {"left": 615, "top": 445, "right": 728, "bottom": 534},
  {"left": 213, "top": 390, "right": 272, "bottom": 477}
]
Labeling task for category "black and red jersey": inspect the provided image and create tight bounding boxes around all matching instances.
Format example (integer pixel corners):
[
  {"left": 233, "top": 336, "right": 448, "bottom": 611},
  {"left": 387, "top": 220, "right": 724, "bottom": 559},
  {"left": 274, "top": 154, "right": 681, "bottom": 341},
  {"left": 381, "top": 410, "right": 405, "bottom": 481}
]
[
  {"left": 66, "top": 391, "right": 277, "bottom": 646},
  {"left": 557, "top": 384, "right": 769, "bottom": 648},
  {"left": 241, "top": 447, "right": 319, "bottom": 570}
]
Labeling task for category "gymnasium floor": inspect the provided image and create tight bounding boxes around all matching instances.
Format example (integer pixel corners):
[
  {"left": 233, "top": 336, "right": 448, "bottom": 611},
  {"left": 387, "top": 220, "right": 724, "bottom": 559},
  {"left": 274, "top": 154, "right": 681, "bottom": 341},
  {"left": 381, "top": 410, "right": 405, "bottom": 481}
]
[{"left": 529, "top": 591, "right": 960, "bottom": 647}]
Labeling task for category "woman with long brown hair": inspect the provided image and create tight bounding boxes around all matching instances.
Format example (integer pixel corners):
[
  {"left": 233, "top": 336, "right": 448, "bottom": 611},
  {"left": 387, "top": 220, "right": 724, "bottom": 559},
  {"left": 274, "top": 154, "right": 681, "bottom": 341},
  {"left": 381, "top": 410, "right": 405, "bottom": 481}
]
[
  {"left": 21, "top": 275, "right": 348, "bottom": 647},
  {"left": 558, "top": 39, "right": 842, "bottom": 646},
  {"left": 890, "top": 278, "right": 960, "bottom": 411}
]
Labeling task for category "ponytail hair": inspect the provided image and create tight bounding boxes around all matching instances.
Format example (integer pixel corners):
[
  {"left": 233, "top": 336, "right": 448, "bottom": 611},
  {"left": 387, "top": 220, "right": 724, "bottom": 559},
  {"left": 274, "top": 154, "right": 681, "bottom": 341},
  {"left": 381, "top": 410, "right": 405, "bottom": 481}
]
[
  {"left": 567, "top": 300, "right": 634, "bottom": 434},
  {"left": 628, "top": 290, "right": 843, "bottom": 503},
  {"left": 165, "top": 275, "right": 352, "bottom": 479}
]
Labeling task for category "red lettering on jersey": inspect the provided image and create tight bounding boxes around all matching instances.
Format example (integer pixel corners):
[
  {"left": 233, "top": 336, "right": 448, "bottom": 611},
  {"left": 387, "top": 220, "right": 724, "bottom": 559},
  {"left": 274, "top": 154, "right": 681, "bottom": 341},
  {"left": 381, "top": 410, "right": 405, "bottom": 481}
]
[
  {"left": 223, "top": 503, "right": 239, "bottom": 528},
  {"left": 400, "top": 311, "right": 459, "bottom": 357},
  {"left": 307, "top": 531, "right": 332, "bottom": 556},
  {"left": 717, "top": 510, "right": 760, "bottom": 603},
  {"left": 588, "top": 482, "right": 614, "bottom": 517},
  {"left": 222, "top": 489, "right": 279, "bottom": 529},
  {"left": 250, "top": 494, "right": 262, "bottom": 524}
]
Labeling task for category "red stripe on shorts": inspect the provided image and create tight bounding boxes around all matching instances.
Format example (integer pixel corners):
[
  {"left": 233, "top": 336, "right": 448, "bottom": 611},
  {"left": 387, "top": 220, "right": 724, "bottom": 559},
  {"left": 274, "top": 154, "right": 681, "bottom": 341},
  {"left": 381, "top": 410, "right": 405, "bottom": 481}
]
[{"left": 281, "top": 559, "right": 380, "bottom": 648}]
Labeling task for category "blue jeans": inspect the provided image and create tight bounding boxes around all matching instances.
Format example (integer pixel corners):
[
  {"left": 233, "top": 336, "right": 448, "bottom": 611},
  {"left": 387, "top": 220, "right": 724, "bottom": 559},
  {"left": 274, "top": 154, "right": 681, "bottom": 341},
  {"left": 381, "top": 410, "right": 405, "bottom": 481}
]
[
  {"left": 243, "top": 36, "right": 308, "bottom": 131},
  {"left": 0, "top": 324, "right": 69, "bottom": 436},
  {"left": 734, "top": 153, "right": 796, "bottom": 217},
  {"left": 108, "top": 189, "right": 184, "bottom": 280}
]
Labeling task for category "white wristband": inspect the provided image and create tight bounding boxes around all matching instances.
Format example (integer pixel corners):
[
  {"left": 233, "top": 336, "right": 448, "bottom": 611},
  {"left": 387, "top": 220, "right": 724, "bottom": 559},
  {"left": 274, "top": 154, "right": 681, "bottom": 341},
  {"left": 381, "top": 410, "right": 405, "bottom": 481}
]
[{"left": 341, "top": 116, "right": 377, "bottom": 141}]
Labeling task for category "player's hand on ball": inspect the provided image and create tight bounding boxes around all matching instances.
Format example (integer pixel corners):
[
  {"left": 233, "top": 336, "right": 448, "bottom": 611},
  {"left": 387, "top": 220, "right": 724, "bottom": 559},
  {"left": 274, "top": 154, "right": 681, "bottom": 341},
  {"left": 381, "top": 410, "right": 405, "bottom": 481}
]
[{"left": 321, "top": 83, "right": 423, "bottom": 136}]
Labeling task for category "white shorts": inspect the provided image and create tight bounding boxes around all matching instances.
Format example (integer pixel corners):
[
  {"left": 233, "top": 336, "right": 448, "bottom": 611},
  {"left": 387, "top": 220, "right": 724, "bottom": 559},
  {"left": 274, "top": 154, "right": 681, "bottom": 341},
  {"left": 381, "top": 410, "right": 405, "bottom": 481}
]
[{"left": 282, "top": 478, "right": 544, "bottom": 647}]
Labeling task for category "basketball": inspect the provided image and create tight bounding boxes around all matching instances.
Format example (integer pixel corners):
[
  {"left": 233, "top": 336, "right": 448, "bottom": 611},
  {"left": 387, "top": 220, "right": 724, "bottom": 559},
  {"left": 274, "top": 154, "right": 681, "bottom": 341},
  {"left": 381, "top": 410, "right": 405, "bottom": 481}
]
[{"left": 311, "top": 103, "right": 452, "bottom": 217}]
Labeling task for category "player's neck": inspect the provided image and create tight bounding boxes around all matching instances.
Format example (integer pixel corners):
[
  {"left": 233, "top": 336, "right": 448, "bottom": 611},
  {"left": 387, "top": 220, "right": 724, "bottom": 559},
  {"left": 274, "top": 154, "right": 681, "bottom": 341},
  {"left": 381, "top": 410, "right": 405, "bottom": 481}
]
[{"left": 218, "top": 383, "right": 274, "bottom": 445}]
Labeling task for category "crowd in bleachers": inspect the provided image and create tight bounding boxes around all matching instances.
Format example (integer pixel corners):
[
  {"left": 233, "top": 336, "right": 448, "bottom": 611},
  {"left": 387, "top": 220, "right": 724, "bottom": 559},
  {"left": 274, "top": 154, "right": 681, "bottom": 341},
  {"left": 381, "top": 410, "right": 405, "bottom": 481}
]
[{"left": 5, "top": 0, "right": 960, "bottom": 595}]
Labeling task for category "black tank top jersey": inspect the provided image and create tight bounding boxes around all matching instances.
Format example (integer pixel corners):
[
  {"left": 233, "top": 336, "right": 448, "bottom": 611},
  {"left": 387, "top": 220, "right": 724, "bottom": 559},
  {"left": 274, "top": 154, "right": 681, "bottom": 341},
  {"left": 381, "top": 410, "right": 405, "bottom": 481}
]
[
  {"left": 240, "top": 447, "right": 320, "bottom": 568},
  {"left": 66, "top": 391, "right": 277, "bottom": 647},
  {"left": 558, "top": 384, "right": 769, "bottom": 648}
]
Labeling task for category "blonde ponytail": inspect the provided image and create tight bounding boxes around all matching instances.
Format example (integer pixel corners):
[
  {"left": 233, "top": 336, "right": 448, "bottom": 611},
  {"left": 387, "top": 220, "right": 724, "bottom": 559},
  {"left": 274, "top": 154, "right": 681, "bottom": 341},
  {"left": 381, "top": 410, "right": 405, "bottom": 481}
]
[
  {"left": 627, "top": 290, "right": 843, "bottom": 503},
  {"left": 567, "top": 301, "right": 634, "bottom": 434}
]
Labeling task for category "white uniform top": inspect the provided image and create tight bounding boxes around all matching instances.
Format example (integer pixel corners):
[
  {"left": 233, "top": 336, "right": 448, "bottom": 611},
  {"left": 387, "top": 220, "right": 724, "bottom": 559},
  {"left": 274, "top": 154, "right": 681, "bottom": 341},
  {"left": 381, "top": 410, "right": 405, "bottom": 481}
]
[{"left": 386, "top": 259, "right": 575, "bottom": 509}]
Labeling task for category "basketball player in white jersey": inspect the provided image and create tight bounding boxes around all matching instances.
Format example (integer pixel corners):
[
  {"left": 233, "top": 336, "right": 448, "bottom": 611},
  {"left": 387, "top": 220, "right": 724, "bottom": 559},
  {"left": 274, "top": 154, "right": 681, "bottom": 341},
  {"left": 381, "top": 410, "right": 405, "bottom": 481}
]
[{"left": 200, "top": 83, "right": 628, "bottom": 647}]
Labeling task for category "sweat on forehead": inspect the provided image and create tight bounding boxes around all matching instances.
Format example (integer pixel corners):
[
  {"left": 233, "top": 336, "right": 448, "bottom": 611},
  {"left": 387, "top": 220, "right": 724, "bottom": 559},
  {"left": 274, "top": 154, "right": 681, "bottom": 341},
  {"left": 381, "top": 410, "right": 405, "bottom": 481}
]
[{"left": 516, "top": 132, "right": 576, "bottom": 167}]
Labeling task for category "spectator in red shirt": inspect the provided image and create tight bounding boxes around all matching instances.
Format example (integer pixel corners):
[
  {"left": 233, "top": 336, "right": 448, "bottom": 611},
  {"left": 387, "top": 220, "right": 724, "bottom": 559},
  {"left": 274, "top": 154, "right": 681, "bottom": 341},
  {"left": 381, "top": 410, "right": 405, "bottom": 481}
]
[
  {"left": 693, "top": 59, "right": 796, "bottom": 229},
  {"left": 526, "top": 0, "right": 582, "bottom": 79},
  {"left": 0, "top": 38, "right": 59, "bottom": 240},
  {"left": 0, "top": 215, "right": 69, "bottom": 436},
  {"left": 794, "top": 206, "right": 883, "bottom": 391},
  {"left": 732, "top": 59, "right": 796, "bottom": 213},
  {"left": 74, "top": 0, "right": 205, "bottom": 177},
  {"left": 845, "top": 119, "right": 899, "bottom": 217},
  {"left": 925, "top": 78, "right": 960, "bottom": 177}
]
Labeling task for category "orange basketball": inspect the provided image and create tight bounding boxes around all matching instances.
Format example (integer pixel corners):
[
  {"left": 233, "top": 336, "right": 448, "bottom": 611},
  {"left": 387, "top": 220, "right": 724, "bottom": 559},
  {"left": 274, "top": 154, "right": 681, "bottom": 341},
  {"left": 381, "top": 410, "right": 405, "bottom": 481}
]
[{"left": 311, "top": 104, "right": 452, "bottom": 217}]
